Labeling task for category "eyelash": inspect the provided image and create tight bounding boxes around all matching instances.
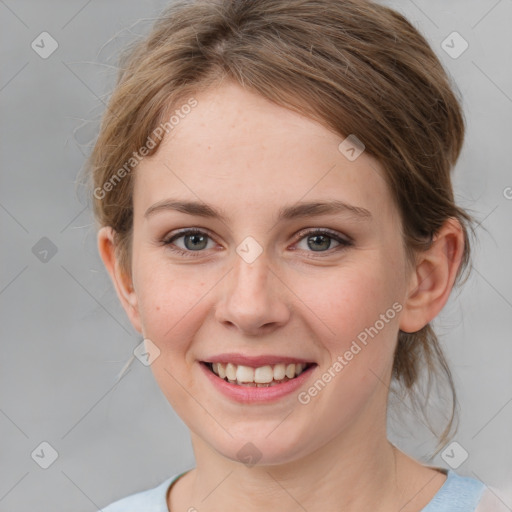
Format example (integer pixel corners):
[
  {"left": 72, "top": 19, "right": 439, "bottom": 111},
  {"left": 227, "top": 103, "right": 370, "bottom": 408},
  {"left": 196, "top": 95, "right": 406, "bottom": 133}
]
[{"left": 161, "top": 228, "right": 353, "bottom": 258}]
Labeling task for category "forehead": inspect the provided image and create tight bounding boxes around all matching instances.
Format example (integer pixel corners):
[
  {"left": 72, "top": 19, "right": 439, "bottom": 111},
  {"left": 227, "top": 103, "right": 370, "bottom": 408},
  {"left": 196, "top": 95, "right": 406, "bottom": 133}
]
[{"left": 134, "top": 82, "right": 397, "bottom": 227}]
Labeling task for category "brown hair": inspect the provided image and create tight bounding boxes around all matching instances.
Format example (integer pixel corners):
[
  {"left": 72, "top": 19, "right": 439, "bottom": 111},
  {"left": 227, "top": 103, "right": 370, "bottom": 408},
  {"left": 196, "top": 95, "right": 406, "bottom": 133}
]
[{"left": 83, "top": 0, "right": 475, "bottom": 456}]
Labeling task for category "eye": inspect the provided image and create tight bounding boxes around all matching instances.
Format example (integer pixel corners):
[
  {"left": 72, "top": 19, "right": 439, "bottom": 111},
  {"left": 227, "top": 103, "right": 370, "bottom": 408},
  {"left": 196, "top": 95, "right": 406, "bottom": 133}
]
[
  {"left": 163, "top": 229, "right": 217, "bottom": 256},
  {"left": 162, "top": 227, "right": 353, "bottom": 258},
  {"left": 293, "top": 228, "right": 353, "bottom": 255}
]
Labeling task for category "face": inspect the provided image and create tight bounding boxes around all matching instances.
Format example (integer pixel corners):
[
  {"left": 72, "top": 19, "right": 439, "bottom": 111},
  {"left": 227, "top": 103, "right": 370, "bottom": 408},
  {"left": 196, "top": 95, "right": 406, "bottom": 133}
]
[{"left": 119, "top": 81, "right": 412, "bottom": 466}]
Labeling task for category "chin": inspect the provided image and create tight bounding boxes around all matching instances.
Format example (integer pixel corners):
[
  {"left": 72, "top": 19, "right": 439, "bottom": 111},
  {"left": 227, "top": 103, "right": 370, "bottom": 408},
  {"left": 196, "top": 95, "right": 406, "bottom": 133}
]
[{"left": 206, "top": 427, "right": 313, "bottom": 467}]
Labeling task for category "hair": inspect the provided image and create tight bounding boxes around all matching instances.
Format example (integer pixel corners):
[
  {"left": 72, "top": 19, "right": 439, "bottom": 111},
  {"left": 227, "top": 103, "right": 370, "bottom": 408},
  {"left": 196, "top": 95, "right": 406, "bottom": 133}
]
[{"left": 82, "top": 0, "right": 475, "bottom": 457}]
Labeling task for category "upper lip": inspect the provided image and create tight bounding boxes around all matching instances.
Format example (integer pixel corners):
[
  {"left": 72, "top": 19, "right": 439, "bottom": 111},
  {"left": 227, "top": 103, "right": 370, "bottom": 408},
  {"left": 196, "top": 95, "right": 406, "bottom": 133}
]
[{"left": 202, "top": 353, "right": 316, "bottom": 367}]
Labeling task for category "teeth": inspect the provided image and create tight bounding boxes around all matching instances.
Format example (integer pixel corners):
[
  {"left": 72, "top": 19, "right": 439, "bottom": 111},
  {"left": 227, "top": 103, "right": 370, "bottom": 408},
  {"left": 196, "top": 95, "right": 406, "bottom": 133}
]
[
  {"left": 254, "top": 365, "right": 273, "bottom": 383},
  {"left": 209, "top": 361, "right": 310, "bottom": 383},
  {"left": 273, "top": 363, "right": 286, "bottom": 380},
  {"left": 217, "top": 363, "right": 226, "bottom": 379},
  {"left": 226, "top": 363, "right": 237, "bottom": 381},
  {"left": 236, "top": 365, "right": 254, "bottom": 383},
  {"left": 285, "top": 363, "right": 296, "bottom": 379}
]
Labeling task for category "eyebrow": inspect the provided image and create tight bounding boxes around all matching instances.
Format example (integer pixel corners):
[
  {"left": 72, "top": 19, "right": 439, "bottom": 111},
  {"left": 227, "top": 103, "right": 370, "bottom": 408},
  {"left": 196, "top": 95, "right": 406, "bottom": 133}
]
[{"left": 144, "top": 198, "right": 372, "bottom": 223}]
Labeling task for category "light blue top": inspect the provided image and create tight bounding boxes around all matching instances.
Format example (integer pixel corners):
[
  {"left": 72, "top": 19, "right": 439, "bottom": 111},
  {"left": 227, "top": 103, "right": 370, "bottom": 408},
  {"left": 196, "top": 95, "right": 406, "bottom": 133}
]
[{"left": 101, "top": 468, "right": 486, "bottom": 512}]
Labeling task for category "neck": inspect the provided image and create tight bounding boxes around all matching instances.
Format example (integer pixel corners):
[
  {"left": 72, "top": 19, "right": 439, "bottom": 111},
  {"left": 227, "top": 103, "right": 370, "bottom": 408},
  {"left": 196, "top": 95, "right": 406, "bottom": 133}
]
[{"left": 179, "top": 425, "right": 403, "bottom": 512}]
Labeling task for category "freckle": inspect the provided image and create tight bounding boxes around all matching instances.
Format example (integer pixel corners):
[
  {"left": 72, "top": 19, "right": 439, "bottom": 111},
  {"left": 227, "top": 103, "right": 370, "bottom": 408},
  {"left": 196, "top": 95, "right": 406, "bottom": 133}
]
[{"left": 156, "top": 306, "right": 161, "bottom": 311}]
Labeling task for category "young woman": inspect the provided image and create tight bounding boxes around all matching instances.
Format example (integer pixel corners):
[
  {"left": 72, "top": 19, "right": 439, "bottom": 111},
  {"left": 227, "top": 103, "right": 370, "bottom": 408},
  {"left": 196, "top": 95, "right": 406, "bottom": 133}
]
[{"left": 85, "top": 0, "right": 499, "bottom": 510}]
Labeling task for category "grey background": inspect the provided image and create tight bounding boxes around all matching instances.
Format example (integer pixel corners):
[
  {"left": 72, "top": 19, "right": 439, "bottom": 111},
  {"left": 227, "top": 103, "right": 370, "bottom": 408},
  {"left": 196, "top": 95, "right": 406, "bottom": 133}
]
[{"left": 1, "top": 0, "right": 511, "bottom": 510}]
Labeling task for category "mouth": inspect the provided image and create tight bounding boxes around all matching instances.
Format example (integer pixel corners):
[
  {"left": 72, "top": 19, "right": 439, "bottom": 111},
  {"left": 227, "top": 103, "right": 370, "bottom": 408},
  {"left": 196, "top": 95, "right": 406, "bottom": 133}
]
[{"left": 201, "top": 361, "right": 317, "bottom": 387}]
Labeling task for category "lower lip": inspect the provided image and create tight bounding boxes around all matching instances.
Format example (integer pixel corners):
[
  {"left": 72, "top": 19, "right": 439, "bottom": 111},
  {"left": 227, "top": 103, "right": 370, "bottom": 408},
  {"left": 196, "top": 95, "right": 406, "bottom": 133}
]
[{"left": 199, "top": 362, "right": 316, "bottom": 403}]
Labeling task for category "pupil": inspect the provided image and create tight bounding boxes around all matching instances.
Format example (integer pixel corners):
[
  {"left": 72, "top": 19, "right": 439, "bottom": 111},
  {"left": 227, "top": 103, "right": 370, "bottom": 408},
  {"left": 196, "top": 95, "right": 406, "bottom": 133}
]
[
  {"left": 308, "top": 234, "right": 331, "bottom": 251},
  {"left": 185, "top": 233, "right": 207, "bottom": 250}
]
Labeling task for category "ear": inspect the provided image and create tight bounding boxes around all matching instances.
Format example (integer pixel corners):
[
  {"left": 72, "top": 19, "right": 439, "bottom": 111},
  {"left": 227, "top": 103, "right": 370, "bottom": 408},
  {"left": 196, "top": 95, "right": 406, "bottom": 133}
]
[
  {"left": 97, "top": 226, "right": 142, "bottom": 334},
  {"left": 399, "top": 218, "right": 465, "bottom": 333}
]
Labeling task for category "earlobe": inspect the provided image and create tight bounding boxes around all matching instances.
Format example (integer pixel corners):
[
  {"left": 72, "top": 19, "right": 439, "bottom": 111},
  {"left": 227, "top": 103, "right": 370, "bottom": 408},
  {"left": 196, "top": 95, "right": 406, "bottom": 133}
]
[
  {"left": 97, "top": 226, "right": 142, "bottom": 334},
  {"left": 399, "top": 219, "right": 465, "bottom": 334}
]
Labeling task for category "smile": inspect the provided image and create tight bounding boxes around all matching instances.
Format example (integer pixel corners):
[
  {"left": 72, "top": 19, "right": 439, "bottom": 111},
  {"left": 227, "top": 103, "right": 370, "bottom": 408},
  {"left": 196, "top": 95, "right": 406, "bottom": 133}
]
[{"left": 204, "top": 361, "right": 315, "bottom": 387}]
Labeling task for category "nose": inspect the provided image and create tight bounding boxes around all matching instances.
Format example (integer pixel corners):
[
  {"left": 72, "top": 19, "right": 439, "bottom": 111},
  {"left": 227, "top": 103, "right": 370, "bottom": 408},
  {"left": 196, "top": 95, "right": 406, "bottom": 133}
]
[{"left": 214, "top": 250, "right": 291, "bottom": 336}]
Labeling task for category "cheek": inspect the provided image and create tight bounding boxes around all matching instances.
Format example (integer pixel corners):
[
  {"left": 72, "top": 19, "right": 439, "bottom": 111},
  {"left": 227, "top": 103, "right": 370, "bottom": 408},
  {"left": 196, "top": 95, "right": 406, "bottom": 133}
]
[
  {"left": 132, "top": 263, "right": 210, "bottom": 411},
  {"left": 132, "top": 260, "right": 209, "bottom": 353},
  {"left": 290, "top": 263, "right": 402, "bottom": 434},
  {"left": 290, "top": 258, "right": 404, "bottom": 406},
  {"left": 293, "top": 260, "right": 401, "bottom": 344}
]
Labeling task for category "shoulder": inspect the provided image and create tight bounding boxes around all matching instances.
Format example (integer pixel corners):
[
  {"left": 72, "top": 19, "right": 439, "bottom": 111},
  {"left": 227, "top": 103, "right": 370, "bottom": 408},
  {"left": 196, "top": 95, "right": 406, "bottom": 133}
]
[
  {"left": 422, "top": 469, "right": 486, "bottom": 512},
  {"left": 101, "top": 474, "right": 180, "bottom": 512}
]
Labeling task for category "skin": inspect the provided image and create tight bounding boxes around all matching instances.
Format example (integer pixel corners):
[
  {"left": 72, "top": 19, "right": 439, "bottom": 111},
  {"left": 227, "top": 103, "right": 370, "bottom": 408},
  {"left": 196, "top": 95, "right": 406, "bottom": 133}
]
[{"left": 98, "top": 80, "right": 464, "bottom": 512}]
